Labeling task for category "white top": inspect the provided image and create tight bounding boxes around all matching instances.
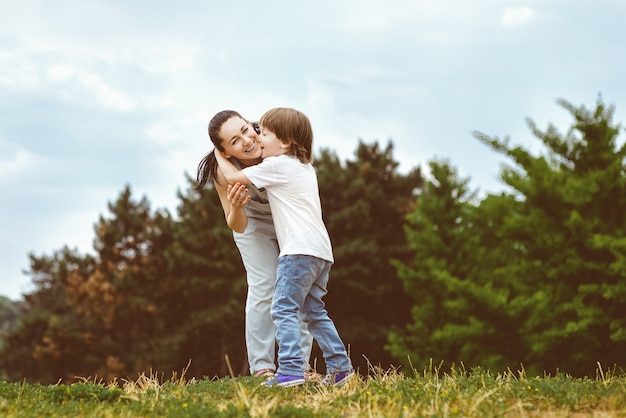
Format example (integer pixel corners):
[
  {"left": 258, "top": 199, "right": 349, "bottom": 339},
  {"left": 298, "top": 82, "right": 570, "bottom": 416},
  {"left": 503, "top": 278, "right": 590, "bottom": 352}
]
[{"left": 242, "top": 155, "right": 333, "bottom": 262}]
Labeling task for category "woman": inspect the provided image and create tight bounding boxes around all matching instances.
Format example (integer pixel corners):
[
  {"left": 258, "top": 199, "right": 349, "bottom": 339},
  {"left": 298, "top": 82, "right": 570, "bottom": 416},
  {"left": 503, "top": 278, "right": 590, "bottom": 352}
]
[
  {"left": 195, "top": 110, "right": 314, "bottom": 378},
  {"left": 215, "top": 107, "right": 354, "bottom": 387}
]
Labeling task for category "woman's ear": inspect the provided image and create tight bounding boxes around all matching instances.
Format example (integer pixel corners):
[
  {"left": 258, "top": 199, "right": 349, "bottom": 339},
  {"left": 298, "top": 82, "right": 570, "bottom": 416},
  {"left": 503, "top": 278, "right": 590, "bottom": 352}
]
[{"left": 220, "top": 150, "right": 233, "bottom": 158}]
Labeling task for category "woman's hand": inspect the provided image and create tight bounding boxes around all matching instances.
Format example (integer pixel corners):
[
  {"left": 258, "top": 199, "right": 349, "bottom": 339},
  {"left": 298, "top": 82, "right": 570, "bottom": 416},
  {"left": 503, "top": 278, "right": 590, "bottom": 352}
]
[{"left": 227, "top": 182, "right": 250, "bottom": 207}]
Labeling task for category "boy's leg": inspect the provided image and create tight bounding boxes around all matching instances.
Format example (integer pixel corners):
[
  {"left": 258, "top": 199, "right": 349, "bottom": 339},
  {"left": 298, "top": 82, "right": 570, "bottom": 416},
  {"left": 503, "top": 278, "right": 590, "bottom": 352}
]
[
  {"left": 301, "top": 260, "right": 353, "bottom": 374},
  {"left": 271, "top": 255, "right": 318, "bottom": 377}
]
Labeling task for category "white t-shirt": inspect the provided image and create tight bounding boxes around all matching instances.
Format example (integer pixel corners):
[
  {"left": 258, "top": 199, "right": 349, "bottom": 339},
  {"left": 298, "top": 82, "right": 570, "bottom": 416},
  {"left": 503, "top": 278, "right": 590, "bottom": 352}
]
[{"left": 242, "top": 155, "right": 333, "bottom": 262}]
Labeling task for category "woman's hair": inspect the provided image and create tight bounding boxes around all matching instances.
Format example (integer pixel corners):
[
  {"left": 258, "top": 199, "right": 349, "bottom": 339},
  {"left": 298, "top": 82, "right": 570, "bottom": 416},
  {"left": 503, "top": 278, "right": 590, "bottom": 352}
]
[
  {"left": 260, "top": 107, "right": 313, "bottom": 164},
  {"left": 194, "top": 110, "right": 244, "bottom": 190}
]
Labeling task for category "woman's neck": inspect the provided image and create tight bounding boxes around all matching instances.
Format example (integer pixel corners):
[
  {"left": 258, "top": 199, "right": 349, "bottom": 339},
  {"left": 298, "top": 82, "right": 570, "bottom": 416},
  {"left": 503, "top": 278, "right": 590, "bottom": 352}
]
[{"left": 240, "top": 157, "right": 263, "bottom": 167}]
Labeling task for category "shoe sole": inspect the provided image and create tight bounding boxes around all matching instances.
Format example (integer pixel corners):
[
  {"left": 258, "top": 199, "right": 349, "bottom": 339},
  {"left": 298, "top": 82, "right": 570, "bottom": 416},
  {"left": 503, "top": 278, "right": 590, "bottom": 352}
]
[
  {"left": 277, "top": 378, "right": 306, "bottom": 387},
  {"left": 264, "top": 378, "right": 306, "bottom": 387}
]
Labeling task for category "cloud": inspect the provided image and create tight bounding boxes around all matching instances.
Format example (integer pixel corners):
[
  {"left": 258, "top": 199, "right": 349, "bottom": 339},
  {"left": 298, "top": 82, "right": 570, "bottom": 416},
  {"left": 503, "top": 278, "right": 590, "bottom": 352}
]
[
  {"left": 76, "top": 71, "right": 137, "bottom": 111},
  {"left": 46, "top": 64, "right": 137, "bottom": 112},
  {"left": 501, "top": 6, "right": 535, "bottom": 28},
  {"left": 1, "top": 0, "right": 625, "bottom": 302},
  {"left": 47, "top": 64, "right": 75, "bottom": 82},
  {"left": 0, "top": 149, "right": 37, "bottom": 179}
]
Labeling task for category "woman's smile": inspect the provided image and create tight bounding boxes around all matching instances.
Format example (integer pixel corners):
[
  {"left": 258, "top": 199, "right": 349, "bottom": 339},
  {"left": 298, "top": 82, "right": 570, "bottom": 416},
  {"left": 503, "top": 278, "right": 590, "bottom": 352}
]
[{"left": 244, "top": 140, "right": 256, "bottom": 153}]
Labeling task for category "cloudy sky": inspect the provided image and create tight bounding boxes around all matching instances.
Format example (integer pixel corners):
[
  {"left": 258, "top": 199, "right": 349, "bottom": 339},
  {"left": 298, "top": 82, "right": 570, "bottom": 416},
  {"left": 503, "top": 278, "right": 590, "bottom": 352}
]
[{"left": 1, "top": 0, "right": 625, "bottom": 300}]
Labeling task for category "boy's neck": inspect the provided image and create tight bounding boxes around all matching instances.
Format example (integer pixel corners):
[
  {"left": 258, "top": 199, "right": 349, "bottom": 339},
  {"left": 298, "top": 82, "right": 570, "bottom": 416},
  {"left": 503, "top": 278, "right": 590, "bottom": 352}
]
[{"left": 261, "top": 149, "right": 288, "bottom": 160}]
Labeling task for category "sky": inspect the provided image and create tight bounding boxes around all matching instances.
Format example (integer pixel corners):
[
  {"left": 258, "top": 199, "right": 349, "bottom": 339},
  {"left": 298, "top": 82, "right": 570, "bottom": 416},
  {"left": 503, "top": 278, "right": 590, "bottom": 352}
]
[{"left": 1, "top": 0, "right": 625, "bottom": 300}]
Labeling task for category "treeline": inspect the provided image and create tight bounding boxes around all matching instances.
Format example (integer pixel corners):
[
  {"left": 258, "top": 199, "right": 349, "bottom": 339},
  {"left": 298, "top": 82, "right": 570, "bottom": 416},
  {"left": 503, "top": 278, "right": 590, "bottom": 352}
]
[
  {"left": 0, "top": 296, "right": 21, "bottom": 352},
  {"left": 1, "top": 97, "right": 624, "bottom": 383}
]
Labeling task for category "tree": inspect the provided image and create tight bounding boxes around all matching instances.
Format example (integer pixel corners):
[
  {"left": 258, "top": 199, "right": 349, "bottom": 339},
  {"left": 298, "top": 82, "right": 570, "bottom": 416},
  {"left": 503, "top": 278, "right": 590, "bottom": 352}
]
[
  {"left": 0, "top": 295, "right": 20, "bottom": 349},
  {"left": 474, "top": 97, "right": 626, "bottom": 376},
  {"left": 388, "top": 161, "right": 526, "bottom": 373},
  {"left": 162, "top": 176, "right": 248, "bottom": 378},
  {"left": 69, "top": 184, "right": 176, "bottom": 380},
  {"left": 0, "top": 248, "right": 97, "bottom": 383},
  {"left": 390, "top": 97, "right": 626, "bottom": 377},
  {"left": 315, "top": 140, "right": 423, "bottom": 373},
  {"left": 0, "top": 186, "right": 177, "bottom": 383}
]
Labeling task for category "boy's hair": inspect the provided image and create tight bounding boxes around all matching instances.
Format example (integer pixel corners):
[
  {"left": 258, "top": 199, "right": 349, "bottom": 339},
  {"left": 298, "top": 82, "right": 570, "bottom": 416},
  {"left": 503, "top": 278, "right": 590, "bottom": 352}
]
[{"left": 260, "top": 107, "right": 313, "bottom": 163}]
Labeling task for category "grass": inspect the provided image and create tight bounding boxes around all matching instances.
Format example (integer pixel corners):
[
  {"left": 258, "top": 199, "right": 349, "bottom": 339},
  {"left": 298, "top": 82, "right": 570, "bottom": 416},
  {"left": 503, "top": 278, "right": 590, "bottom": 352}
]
[{"left": 1, "top": 362, "right": 626, "bottom": 417}]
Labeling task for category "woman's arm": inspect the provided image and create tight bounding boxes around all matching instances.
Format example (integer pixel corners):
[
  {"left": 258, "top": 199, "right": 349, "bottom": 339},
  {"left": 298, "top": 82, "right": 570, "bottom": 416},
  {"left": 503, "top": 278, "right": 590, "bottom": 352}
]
[{"left": 214, "top": 169, "right": 251, "bottom": 233}]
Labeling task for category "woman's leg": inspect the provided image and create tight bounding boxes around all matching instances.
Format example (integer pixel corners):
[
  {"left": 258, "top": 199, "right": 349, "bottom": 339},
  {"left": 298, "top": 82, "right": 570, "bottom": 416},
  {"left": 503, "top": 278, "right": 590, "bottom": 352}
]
[
  {"left": 300, "top": 314, "right": 314, "bottom": 372},
  {"left": 234, "top": 218, "right": 314, "bottom": 375},
  {"left": 234, "top": 218, "right": 278, "bottom": 375}
]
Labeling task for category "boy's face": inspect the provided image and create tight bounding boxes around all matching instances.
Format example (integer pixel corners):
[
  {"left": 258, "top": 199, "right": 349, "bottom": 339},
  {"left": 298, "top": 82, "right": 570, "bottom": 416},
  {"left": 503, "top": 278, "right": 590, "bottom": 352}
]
[{"left": 259, "top": 125, "right": 289, "bottom": 158}]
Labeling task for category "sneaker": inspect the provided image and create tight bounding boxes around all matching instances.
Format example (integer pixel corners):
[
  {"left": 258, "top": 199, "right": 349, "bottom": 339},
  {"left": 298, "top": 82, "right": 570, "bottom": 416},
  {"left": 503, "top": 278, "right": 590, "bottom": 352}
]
[
  {"left": 253, "top": 369, "right": 275, "bottom": 378},
  {"left": 322, "top": 370, "right": 354, "bottom": 387},
  {"left": 263, "top": 373, "right": 306, "bottom": 387}
]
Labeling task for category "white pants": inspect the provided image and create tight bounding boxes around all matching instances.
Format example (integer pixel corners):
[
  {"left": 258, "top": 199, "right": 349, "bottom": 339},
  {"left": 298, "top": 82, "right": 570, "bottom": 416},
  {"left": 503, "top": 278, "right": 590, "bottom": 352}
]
[{"left": 233, "top": 215, "right": 313, "bottom": 374}]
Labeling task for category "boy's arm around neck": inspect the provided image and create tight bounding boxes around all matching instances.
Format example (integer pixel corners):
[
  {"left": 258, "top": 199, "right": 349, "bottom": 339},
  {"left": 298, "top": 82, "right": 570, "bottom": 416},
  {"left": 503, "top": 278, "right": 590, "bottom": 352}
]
[{"left": 214, "top": 149, "right": 252, "bottom": 185}]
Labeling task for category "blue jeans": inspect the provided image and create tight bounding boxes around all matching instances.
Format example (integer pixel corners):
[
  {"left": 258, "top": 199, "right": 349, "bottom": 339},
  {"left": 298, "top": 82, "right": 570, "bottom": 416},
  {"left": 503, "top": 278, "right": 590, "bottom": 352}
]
[
  {"left": 233, "top": 217, "right": 313, "bottom": 374},
  {"left": 271, "top": 255, "right": 352, "bottom": 376}
]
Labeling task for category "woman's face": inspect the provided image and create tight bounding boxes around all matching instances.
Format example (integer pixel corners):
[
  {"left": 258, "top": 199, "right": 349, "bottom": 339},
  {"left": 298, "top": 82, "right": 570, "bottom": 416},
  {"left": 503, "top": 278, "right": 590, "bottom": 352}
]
[{"left": 219, "top": 116, "right": 262, "bottom": 162}]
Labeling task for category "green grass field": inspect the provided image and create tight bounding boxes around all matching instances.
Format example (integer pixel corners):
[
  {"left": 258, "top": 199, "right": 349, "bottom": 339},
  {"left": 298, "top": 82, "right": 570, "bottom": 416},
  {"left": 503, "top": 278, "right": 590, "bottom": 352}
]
[{"left": 1, "top": 364, "right": 625, "bottom": 417}]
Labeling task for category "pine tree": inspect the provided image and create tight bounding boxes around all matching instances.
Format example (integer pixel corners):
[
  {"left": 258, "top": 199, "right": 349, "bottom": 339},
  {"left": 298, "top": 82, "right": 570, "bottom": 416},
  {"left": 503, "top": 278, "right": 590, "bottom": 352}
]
[
  {"left": 316, "top": 140, "right": 422, "bottom": 373},
  {"left": 63, "top": 185, "right": 175, "bottom": 380},
  {"left": 164, "top": 176, "right": 247, "bottom": 377},
  {"left": 474, "top": 97, "right": 626, "bottom": 375},
  {"left": 0, "top": 247, "right": 97, "bottom": 383},
  {"left": 390, "top": 97, "right": 626, "bottom": 377},
  {"left": 387, "top": 160, "right": 523, "bottom": 373}
]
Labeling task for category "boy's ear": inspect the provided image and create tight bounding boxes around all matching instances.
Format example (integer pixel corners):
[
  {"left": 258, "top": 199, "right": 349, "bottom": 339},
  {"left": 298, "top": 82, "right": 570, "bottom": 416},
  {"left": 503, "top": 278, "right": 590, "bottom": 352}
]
[{"left": 280, "top": 139, "right": 292, "bottom": 149}]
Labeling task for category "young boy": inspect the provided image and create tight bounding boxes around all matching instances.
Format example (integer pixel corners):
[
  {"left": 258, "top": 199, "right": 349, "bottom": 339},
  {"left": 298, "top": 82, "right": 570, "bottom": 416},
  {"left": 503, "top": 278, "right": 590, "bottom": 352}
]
[{"left": 215, "top": 107, "right": 354, "bottom": 387}]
